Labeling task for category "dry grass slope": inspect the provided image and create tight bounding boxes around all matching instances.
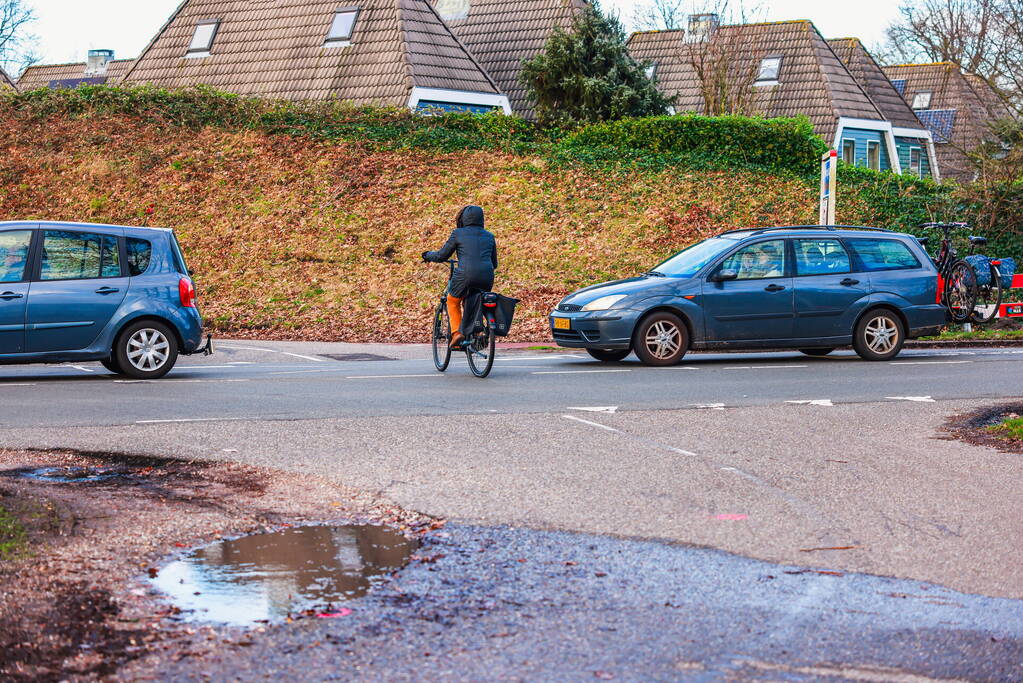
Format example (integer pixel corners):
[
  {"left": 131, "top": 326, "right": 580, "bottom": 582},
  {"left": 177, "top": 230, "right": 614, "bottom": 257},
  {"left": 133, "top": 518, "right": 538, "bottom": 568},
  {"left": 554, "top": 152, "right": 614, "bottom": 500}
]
[{"left": 1, "top": 113, "right": 881, "bottom": 342}]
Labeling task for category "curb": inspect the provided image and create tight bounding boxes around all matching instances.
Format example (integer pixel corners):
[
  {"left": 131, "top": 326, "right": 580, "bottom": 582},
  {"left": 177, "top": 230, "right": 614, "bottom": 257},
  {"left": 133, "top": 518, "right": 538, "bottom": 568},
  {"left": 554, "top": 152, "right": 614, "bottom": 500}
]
[{"left": 905, "top": 339, "right": 1023, "bottom": 348}]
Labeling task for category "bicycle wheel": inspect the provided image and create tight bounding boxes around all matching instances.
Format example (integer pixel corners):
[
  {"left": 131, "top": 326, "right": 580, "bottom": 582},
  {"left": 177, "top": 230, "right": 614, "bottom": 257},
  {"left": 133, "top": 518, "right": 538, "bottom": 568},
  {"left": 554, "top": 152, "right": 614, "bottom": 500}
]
[
  {"left": 944, "top": 260, "right": 978, "bottom": 324},
  {"left": 466, "top": 317, "right": 496, "bottom": 378},
  {"left": 432, "top": 301, "right": 452, "bottom": 372},
  {"left": 971, "top": 264, "right": 1002, "bottom": 324}
]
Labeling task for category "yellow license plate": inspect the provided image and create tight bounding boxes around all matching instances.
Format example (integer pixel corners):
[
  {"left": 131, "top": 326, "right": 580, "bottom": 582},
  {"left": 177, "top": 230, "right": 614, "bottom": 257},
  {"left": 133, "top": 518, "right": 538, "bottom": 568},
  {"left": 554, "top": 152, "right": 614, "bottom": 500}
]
[{"left": 553, "top": 317, "right": 571, "bottom": 330}]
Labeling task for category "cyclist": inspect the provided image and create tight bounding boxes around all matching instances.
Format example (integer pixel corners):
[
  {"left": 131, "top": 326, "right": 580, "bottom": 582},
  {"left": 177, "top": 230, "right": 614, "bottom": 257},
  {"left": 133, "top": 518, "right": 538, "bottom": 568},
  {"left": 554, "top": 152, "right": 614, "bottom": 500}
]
[{"left": 422, "top": 205, "right": 498, "bottom": 349}]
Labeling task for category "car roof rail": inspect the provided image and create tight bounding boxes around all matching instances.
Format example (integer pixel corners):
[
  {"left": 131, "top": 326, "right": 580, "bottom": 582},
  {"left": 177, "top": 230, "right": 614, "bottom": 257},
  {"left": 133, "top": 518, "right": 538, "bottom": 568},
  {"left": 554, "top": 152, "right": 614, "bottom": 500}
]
[{"left": 717, "top": 225, "right": 904, "bottom": 238}]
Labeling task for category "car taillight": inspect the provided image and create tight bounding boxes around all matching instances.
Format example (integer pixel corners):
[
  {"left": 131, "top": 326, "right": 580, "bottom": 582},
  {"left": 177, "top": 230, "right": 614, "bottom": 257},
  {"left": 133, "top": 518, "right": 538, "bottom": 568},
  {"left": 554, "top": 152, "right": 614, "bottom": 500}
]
[
  {"left": 179, "top": 277, "right": 196, "bottom": 308},
  {"left": 935, "top": 274, "right": 944, "bottom": 304}
]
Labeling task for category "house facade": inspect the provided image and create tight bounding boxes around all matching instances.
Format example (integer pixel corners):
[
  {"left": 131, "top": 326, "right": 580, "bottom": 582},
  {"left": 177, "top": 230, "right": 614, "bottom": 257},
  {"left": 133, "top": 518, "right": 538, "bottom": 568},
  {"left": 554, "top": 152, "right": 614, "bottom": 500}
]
[
  {"left": 628, "top": 19, "right": 938, "bottom": 179},
  {"left": 883, "top": 62, "right": 1013, "bottom": 182},
  {"left": 433, "top": 0, "right": 587, "bottom": 117},
  {"left": 828, "top": 38, "right": 938, "bottom": 180}
]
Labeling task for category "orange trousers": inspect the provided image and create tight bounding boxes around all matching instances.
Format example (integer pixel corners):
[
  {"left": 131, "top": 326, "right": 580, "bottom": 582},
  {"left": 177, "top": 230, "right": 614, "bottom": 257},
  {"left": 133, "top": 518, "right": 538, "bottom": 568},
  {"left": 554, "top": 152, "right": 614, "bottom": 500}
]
[{"left": 447, "top": 295, "right": 463, "bottom": 335}]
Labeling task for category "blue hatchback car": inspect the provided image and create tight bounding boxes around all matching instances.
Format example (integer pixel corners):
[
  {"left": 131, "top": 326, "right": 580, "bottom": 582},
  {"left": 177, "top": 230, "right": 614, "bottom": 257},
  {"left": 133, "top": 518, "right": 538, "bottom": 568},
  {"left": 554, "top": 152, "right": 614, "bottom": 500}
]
[
  {"left": 0, "top": 221, "right": 211, "bottom": 378},
  {"left": 550, "top": 226, "right": 947, "bottom": 365}
]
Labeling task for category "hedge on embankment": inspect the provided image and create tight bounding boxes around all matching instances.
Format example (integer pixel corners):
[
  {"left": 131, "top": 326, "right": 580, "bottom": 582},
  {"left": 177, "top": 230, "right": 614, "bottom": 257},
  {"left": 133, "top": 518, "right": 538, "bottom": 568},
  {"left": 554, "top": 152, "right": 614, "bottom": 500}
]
[{"left": 0, "top": 86, "right": 1017, "bottom": 342}]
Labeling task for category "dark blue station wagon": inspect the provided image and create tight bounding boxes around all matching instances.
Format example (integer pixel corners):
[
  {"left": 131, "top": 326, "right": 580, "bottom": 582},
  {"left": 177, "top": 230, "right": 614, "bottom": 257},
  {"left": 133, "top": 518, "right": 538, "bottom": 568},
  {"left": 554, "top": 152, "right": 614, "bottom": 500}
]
[
  {"left": 0, "top": 221, "right": 211, "bottom": 379},
  {"left": 550, "top": 226, "right": 947, "bottom": 365}
]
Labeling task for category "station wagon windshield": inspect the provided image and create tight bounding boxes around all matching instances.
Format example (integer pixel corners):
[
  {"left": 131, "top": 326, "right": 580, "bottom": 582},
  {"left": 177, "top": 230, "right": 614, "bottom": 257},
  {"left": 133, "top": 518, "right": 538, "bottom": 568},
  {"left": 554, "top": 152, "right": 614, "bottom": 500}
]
[{"left": 651, "top": 238, "right": 732, "bottom": 277}]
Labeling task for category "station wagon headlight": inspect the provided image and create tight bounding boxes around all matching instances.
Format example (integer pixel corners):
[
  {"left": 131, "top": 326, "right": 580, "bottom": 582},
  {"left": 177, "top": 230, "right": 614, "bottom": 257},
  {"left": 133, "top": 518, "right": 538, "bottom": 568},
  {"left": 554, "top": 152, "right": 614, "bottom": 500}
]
[{"left": 582, "top": 294, "right": 628, "bottom": 311}]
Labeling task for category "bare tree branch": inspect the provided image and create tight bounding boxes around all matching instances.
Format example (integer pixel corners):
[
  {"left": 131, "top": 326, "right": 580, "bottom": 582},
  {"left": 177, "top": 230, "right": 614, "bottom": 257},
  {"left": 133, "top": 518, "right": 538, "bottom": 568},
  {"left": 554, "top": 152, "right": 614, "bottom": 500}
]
[
  {"left": 0, "top": 0, "right": 37, "bottom": 75},
  {"left": 632, "top": 0, "right": 689, "bottom": 31}
]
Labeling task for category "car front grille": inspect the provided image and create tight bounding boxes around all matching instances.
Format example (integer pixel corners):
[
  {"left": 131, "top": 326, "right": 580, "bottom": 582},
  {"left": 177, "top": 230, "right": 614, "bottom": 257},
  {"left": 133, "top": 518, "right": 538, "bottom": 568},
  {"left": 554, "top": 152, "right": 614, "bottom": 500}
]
[
  {"left": 558, "top": 303, "right": 583, "bottom": 312},
  {"left": 553, "top": 329, "right": 601, "bottom": 343}
]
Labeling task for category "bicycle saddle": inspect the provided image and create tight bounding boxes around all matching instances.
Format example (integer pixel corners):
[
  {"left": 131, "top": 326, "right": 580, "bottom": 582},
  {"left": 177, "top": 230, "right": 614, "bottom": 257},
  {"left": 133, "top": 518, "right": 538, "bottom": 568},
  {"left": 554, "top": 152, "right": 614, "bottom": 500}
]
[{"left": 968, "top": 236, "right": 988, "bottom": 246}]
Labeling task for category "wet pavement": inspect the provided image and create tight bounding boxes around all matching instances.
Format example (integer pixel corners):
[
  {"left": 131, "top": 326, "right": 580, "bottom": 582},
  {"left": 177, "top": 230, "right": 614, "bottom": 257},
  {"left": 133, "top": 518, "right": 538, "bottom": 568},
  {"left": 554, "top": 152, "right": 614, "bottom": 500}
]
[
  {"left": 150, "top": 525, "right": 417, "bottom": 627},
  {"left": 135, "top": 523, "right": 1023, "bottom": 681}
]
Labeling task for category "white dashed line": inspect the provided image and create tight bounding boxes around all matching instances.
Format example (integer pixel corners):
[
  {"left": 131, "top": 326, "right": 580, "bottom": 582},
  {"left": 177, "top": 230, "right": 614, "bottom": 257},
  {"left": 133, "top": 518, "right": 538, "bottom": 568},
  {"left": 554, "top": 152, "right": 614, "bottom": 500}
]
[
  {"left": 785, "top": 399, "right": 835, "bottom": 407},
  {"left": 561, "top": 414, "right": 621, "bottom": 432},
  {"left": 0, "top": 383, "right": 36, "bottom": 387},
  {"left": 724, "top": 365, "right": 808, "bottom": 370},
  {"left": 280, "top": 352, "right": 326, "bottom": 363},
  {"left": 694, "top": 403, "right": 726, "bottom": 410},
  {"left": 533, "top": 369, "right": 632, "bottom": 375},
  {"left": 889, "top": 360, "right": 973, "bottom": 365},
  {"left": 135, "top": 417, "right": 257, "bottom": 424},
  {"left": 345, "top": 374, "right": 441, "bottom": 379},
  {"left": 886, "top": 396, "right": 936, "bottom": 402},
  {"left": 567, "top": 406, "right": 619, "bottom": 414}
]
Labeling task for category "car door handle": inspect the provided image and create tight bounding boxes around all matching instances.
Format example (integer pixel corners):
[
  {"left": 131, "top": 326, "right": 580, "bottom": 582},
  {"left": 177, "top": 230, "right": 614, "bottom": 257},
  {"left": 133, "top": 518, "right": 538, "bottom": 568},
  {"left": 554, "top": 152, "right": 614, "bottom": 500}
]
[
  {"left": 0, "top": 291, "right": 24, "bottom": 300},
  {"left": 95, "top": 287, "right": 120, "bottom": 295},
  {"left": 764, "top": 284, "right": 786, "bottom": 292},
  {"left": 840, "top": 278, "right": 860, "bottom": 286}
]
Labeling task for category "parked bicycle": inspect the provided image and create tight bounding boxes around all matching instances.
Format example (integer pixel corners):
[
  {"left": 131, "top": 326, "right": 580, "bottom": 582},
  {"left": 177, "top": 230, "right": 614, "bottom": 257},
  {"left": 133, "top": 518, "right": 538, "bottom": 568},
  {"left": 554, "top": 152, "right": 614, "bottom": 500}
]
[
  {"left": 920, "top": 222, "right": 980, "bottom": 324},
  {"left": 430, "top": 260, "right": 496, "bottom": 378}
]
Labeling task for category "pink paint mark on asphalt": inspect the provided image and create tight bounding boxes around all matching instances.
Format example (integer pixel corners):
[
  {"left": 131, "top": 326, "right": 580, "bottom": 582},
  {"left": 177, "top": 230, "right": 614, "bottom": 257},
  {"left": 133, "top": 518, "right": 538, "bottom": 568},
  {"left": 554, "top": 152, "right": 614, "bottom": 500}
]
[
  {"left": 715, "top": 514, "right": 748, "bottom": 521},
  {"left": 317, "top": 608, "right": 353, "bottom": 618}
]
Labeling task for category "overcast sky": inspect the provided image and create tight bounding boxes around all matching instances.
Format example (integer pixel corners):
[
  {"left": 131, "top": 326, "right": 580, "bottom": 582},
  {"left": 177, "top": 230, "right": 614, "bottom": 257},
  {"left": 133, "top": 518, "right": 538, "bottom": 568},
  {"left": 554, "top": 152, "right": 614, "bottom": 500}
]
[{"left": 28, "top": 0, "right": 901, "bottom": 66}]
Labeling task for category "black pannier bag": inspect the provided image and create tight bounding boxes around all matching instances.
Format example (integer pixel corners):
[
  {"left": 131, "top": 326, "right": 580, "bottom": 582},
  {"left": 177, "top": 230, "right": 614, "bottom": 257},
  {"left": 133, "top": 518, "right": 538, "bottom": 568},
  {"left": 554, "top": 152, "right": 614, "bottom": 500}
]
[{"left": 483, "top": 293, "right": 520, "bottom": 337}]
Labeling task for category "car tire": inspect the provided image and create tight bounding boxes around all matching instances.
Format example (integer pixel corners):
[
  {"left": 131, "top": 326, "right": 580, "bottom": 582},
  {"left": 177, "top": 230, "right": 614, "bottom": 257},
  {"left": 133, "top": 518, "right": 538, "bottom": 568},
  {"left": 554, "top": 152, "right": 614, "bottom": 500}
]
[
  {"left": 852, "top": 310, "right": 905, "bottom": 361},
  {"left": 114, "top": 320, "right": 179, "bottom": 380},
  {"left": 799, "top": 348, "right": 835, "bottom": 357},
  {"left": 101, "top": 357, "right": 125, "bottom": 375},
  {"left": 633, "top": 312, "right": 689, "bottom": 367},
  {"left": 587, "top": 349, "right": 631, "bottom": 362}
]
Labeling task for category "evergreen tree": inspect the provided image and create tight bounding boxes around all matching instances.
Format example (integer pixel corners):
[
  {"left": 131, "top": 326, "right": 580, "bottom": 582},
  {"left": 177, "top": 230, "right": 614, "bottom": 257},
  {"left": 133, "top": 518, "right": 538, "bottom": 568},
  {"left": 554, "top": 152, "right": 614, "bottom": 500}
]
[{"left": 520, "top": 2, "right": 674, "bottom": 127}]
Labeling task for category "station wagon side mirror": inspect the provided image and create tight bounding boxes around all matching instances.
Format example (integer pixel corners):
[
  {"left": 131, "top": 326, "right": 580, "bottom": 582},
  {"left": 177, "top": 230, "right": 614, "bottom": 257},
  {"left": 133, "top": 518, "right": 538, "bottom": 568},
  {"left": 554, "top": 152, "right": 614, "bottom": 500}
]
[{"left": 713, "top": 269, "right": 738, "bottom": 282}]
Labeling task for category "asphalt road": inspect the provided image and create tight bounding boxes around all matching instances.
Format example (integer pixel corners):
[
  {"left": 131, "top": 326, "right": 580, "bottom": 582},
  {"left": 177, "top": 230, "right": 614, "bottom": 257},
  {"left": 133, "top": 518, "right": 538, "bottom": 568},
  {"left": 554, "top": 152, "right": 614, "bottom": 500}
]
[{"left": 3, "top": 341, "right": 1023, "bottom": 679}]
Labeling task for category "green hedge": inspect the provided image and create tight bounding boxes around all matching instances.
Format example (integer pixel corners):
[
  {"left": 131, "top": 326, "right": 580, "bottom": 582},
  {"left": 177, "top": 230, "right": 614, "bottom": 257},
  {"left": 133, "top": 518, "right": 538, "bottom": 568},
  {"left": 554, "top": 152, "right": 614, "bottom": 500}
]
[{"left": 562, "top": 114, "right": 829, "bottom": 176}]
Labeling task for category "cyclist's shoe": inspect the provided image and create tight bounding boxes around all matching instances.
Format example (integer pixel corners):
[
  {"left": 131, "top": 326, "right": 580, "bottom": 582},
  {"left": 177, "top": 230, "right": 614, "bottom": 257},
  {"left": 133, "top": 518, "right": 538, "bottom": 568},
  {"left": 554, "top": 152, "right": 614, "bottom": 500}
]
[{"left": 449, "top": 332, "right": 465, "bottom": 350}]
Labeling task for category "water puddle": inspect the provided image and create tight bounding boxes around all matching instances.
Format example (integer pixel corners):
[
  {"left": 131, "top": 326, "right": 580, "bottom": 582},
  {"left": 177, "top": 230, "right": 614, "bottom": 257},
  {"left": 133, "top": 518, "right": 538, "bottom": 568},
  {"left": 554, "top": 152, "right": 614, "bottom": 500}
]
[
  {"left": 19, "top": 466, "right": 127, "bottom": 483},
  {"left": 149, "top": 524, "right": 417, "bottom": 626}
]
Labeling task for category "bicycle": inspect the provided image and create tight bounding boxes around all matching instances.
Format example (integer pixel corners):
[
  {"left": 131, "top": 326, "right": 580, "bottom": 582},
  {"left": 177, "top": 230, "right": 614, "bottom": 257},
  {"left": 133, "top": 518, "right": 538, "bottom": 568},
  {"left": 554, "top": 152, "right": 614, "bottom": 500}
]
[
  {"left": 430, "top": 260, "right": 496, "bottom": 378},
  {"left": 920, "top": 222, "right": 981, "bottom": 324}
]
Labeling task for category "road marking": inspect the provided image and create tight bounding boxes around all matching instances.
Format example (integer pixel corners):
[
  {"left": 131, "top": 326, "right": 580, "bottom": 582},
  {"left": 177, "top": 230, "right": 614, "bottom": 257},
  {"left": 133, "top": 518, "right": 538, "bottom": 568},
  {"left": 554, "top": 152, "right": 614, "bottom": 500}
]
[
  {"left": 567, "top": 406, "right": 619, "bottom": 414},
  {"left": 889, "top": 360, "right": 973, "bottom": 365},
  {"left": 268, "top": 369, "right": 337, "bottom": 376},
  {"left": 345, "top": 373, "right": 441, "bottom": 379},
  {"left": 0, "top": 383, "right": 36, "bottom": 387},
  {"left": 886, "top": 396, "right": 936, "bottom": 403},
  {"left": 786, "top": 399, "right": 834, "bottom": 407},
  {"left": 67, "top": 365, "right": 95, "bottom": 373},
  {"left": 671, "top": 366, "right": 700, "bottom": 371},
  {"left": 227, "top": 361, "right": 255, "bottom": 365},
  {"left": 175, "top": 365, "right": 252, "bottom": 370},
  {"left": 280, "top": 352, "right": 325, "bottom": 363},
  {"left": 533, "top": 369, "right": 631, "bottom": 375},
  {"left": 215, "top": 344, "right": 278, "bottom": 352},
  {"left": 135, "top": 417, "right": 257, "bottom": 424},
  {"left": 724, "top": 365, "right": 808, "bottom": 370},
  {"left": 561, "top": 414, "right": 621, "bottom": 433},
  {"left": 116, "top": 379, "right": 250, "bottom": 384},
  {"left": 695, "top": 403, "right": 726, "bottom": 410}
]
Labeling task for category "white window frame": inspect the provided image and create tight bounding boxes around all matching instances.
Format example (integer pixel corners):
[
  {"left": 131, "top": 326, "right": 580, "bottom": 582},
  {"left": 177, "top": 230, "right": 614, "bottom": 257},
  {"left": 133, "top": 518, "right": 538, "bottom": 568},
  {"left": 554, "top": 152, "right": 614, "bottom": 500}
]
[
  {"left": 841, "top": 138, "right": 856, "bottom": 165},
  {"left": 833, "top": 118, "right": 902, "bottom": 175},
  {"left": 892, "top": 126, "right": 940, "bottom": 182},
  {"left": 325, "top": 7, "right": 360, "bottom": 47},
  {"left": 911, "top": 91, "right": 932, "bottom": 110},
  {"left": 186, "top": 20, "right": 219, "bottom": 59},
  {"left": 645, "top": 63, "right": 657, "bottom": 81},
  {"left": 908, "top": 146, "right": 923, "bottom": 178},
  {"left": 406, "top": 87, "right": 512, "bottom": 115},
  {"left": 755, "top": 56, "right": 782, "bottom": 86},
  {"left": 866, "top": 140, "right": 881, "bottom": 170}
]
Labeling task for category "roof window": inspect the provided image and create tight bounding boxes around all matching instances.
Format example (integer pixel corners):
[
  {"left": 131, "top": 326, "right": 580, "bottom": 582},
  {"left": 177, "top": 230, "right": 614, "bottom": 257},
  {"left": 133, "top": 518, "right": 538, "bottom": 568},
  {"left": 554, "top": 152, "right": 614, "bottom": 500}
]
[
  {"left": 755, "top": 57, "right": 782, "bottom": 85},
  {"left": 911, "top": 91, "right": 932, "bottom": 109},
  {"left": 186, "top": 20, "right": 219, "bottom": 58},
  {"left": 325, "top": 8, "right": 360, "bottom": 46},
  {"left": 436, "top": 0, "right": 470, "bottom": 22},
  {"left": 645, "top": 63, "right": 657, "bottom": 81}
]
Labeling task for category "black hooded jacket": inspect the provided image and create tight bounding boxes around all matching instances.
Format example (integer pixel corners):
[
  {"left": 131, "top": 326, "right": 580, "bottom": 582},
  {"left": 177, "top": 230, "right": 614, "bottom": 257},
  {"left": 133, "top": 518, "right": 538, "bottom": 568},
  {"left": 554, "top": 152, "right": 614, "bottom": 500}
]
[{"left": 423, "top": 206, "right": 498, "bottom": 292}]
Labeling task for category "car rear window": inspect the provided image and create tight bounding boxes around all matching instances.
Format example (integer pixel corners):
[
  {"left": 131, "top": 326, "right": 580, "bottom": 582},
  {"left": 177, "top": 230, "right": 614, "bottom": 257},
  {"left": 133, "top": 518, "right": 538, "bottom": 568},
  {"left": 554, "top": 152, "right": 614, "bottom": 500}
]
[
  {"left": 170, "top": 232, "right": 189, "bottom": 275},
  {"left": 846, "top": 238, "right": 921, "bottom": 272},
  {"left": 126, "top": 237, "right": 152, "bottom": 276},
  {"left": 40, "top": 230, "right": 120, "bottom": 280}
]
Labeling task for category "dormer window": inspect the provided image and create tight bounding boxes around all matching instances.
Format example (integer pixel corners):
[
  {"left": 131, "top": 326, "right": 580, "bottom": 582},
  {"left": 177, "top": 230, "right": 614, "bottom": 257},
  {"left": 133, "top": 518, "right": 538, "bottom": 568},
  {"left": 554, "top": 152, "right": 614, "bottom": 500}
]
[
  {"left": 186, "top": 20, "right": 219, "bottom": 58},
  {"left": 755, "top": 57, "right": 782, "bottom": 85},
  {"left": 325, "top": 8, "right": 360, "bottom": 46},
  {"left": 645, "top": 63, "right": 657, "bottom": 81},
  {"left": 911, "top": 91, "right": 932, "bottom": 109}
]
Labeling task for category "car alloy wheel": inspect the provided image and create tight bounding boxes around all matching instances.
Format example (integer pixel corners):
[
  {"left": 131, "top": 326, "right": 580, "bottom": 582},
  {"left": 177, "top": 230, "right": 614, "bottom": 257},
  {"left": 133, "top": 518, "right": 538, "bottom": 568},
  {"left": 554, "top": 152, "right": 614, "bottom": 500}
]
[
  {"left": 853, "top": 310, "right": 904, "bottom": 361},
  {"left": 633, "top": 312, "right": 689, "bottom": 366},
  {"left": 863, "top": 315, "right": 898, "bottom": 355},
  {"left": 127, "top": 328, "right": 171, "bottom": 372}
]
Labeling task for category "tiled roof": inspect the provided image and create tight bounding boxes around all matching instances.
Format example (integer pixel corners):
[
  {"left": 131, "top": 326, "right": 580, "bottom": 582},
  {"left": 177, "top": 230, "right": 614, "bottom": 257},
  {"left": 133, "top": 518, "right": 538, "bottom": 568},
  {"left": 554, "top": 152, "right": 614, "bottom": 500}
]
[
  {"left": 0, "top": 68, "right": 16, "bottom": 91},
  {"left": 436, "top": 0, "right": 588, "bottom": 117},
  {"left": 17, "top": 59, "right": 134, "bottom": 91},
  {"left": 827, "top": 38, "right": 923, "bottom": 130},
  {"left": 628, "top": 20, "right": 883, "bottom": 142},
  {"left": 122, "top": 0, "right": 499, "bottom": 105},
  {"left": 882, "top": 62, "right": 1005, "bottom": 180},
  {"left": 916, "top": 109, "right": 956, "bottom": 142}
]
